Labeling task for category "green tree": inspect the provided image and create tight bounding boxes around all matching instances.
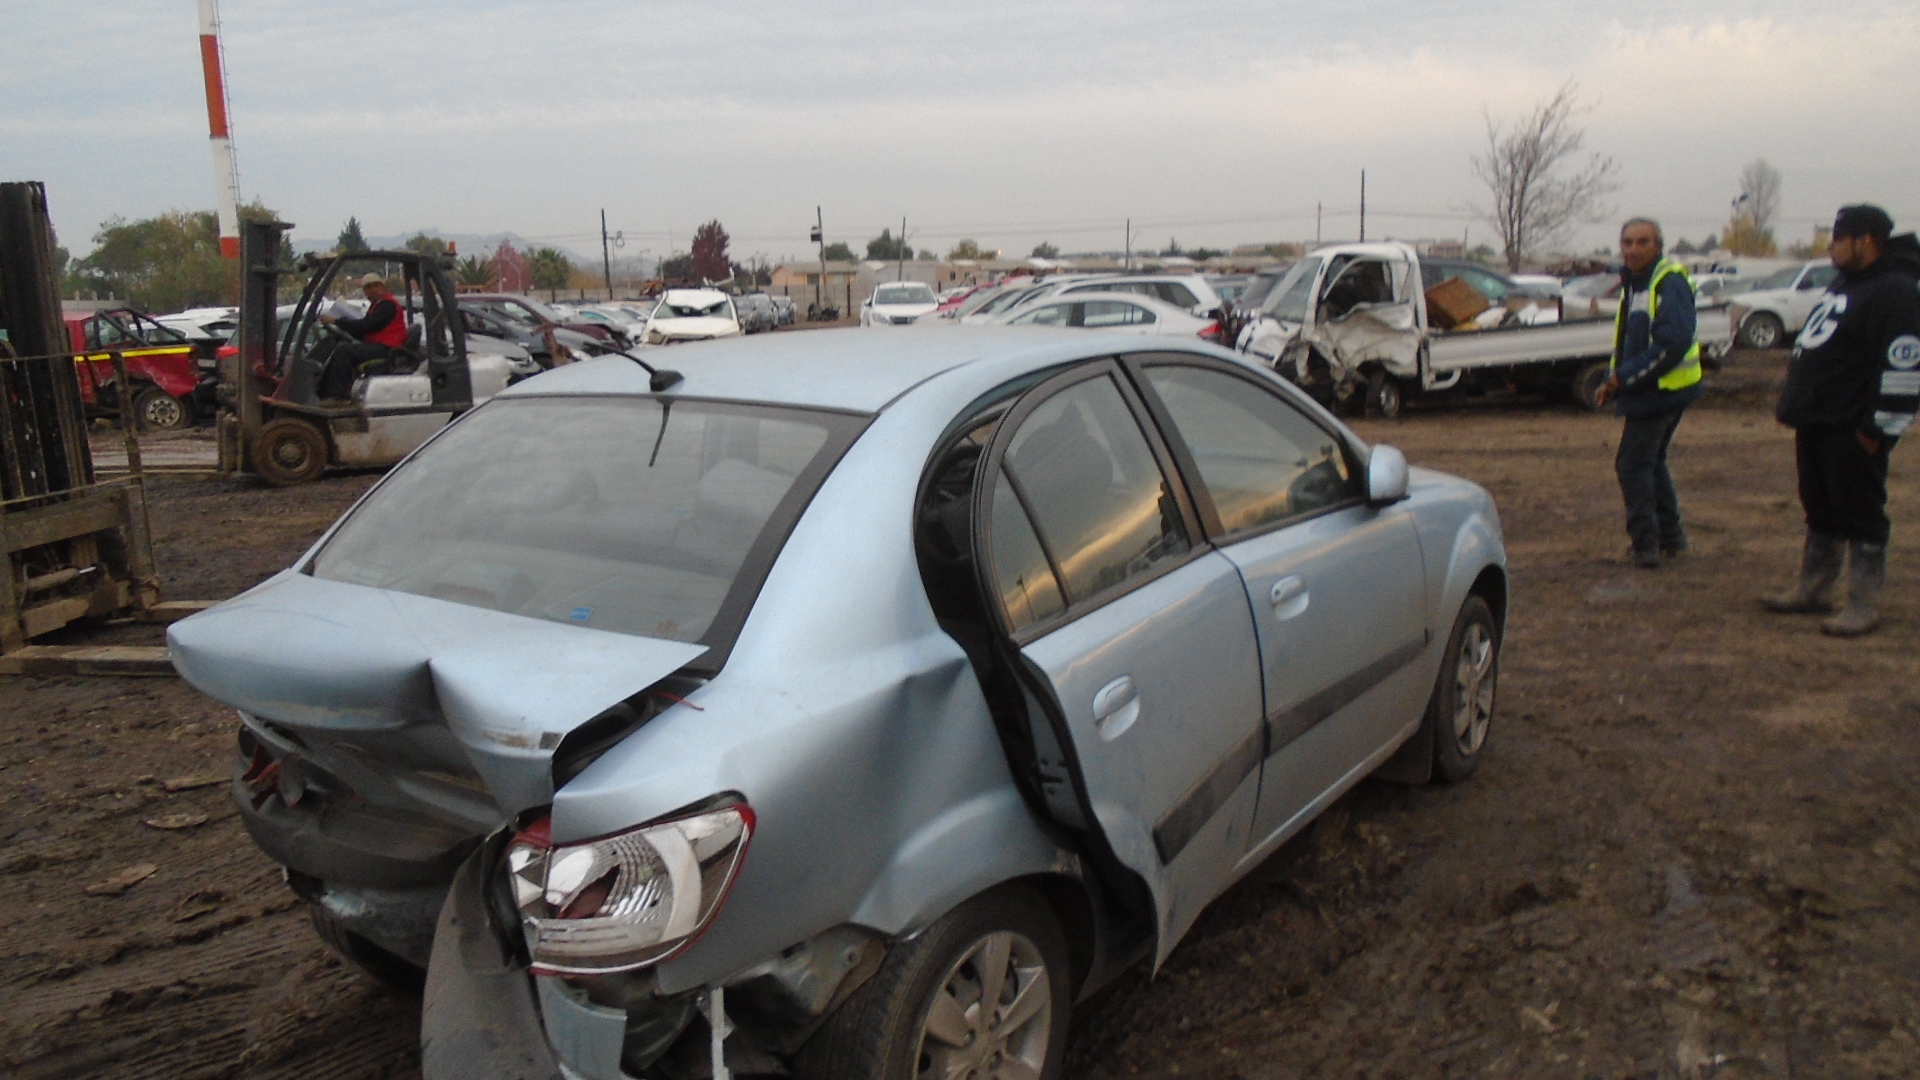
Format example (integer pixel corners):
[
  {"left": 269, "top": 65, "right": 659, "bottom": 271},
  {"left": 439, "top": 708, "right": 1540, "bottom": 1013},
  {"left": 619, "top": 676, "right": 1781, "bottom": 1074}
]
[
  {"left": 918, "top": 249, "right": 938, "bottom": 261},
  {"left": 866, "top": 228, "right": 908, "bottom": 261},
  {"left": 454, "top": 254, "right": 494, "bottom": 289},
  {"left": 65, "top": 201, "right": 287, "bottom": 310},
  {"left": 658, "top": 253, "right": 695, "bottom": 281},
  {"left": 691, "top": 220, "right": 731, "bottom": 282},
  {"left": 337, "top": 217, "right": 369, "bottom": 253},
  {"left": 1160, "top": 238, "right": 1185, "bottom": 257},
  {"left": 1672, "top": 237, "right": 1697, "bottom": 255},
  {"left": 947, "top": 238, "right": 989, "bottom": 260},
  {"left": 821, "top": 241, "right": 857, "bottom": 263},
  {"left": 1030, "top": 241, "right": 1060, "bottom": 259},
  {"left": 528, "top": 247, "right": 573, "bottom": 290},
  {"left": 1187, "top": 246, "right": 1224, "bottom": 260},
  {"left": 403, "top": 232, "right": 449, "bottom": 257}
]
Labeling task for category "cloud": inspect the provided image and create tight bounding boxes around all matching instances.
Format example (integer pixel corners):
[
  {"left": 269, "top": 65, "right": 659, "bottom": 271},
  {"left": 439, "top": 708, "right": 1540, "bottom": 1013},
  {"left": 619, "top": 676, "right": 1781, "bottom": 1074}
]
[{"left": 6, "top": 1, "right": 1914, "bottom": 261}]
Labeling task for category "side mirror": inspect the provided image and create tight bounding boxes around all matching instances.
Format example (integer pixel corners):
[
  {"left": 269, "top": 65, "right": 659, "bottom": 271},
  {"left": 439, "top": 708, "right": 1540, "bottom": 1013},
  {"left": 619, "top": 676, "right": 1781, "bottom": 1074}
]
[{"left": 1367, "top": 444, "right": 1409, "bottom": 505}]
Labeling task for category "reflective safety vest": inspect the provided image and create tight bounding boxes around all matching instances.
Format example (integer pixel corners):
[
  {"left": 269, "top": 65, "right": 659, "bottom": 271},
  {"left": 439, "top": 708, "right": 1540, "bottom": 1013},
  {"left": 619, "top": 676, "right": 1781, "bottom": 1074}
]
[
  {"left": 1612, "top": 258, "right": 1702, "bottom": 391},
  {"left": 364, "top": 295, "right": 409, "bottom": 348}
]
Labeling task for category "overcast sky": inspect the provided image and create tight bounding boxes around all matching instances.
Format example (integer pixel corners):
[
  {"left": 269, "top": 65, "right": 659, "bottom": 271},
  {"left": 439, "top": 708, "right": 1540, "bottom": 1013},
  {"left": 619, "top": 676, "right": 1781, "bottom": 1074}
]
[{"left": 6, "top": 0, "right": 1916, "bottom": 264}]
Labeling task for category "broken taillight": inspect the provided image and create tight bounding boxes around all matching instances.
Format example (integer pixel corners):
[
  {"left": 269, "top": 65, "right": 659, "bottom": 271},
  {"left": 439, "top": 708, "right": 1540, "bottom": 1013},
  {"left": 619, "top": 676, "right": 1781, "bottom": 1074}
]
[
  {"left": 1197, "top": 320, "right": 1223, "bottom": 342},
  {"left": 504, "top": 801, "right": 754, "bottom": 975}
]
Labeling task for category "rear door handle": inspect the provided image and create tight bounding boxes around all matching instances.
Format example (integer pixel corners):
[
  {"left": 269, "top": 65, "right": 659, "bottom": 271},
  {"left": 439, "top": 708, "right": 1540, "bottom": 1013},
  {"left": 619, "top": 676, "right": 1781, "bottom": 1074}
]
[
  {"left": 1269, "top": 575, "right": 1309, "bottom": 619},
  {"left": 1092, "top": 676, "right": 1140, "bottom": 741}
]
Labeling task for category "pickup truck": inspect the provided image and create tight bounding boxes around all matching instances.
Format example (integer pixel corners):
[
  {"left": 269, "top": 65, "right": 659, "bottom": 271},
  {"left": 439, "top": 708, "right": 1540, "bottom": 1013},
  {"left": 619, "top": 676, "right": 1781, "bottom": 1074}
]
[
  {"left": 1237, "top": 242, "right": 1731, "bottom": 417},
  {"left": 64, "top": 308, "right": 216, "bottom": 430}
]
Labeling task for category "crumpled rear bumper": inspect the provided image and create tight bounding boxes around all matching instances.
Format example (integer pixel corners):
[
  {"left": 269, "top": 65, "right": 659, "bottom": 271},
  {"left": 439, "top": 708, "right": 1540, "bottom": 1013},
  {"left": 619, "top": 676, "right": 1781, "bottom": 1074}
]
[{"left": 422, "top": 846, "right": 562, "bottom": 1080}]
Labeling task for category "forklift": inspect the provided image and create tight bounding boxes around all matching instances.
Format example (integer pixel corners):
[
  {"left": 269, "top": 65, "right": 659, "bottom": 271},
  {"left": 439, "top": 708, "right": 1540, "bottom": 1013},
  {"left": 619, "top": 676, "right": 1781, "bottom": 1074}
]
[{"left": 219, "top": 219, "right": 511, "bottom": 485}]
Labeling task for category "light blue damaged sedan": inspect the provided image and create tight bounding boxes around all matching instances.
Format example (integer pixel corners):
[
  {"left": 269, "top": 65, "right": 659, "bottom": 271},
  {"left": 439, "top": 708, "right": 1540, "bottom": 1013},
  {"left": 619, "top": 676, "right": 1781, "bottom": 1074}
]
[{"left": 169, "top": 327, "right": 1506, "bottom": 1080}]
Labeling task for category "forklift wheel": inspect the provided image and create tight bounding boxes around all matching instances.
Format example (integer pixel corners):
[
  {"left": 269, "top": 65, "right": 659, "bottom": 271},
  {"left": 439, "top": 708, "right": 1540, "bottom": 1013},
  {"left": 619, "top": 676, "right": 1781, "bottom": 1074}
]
[{"left": 251, "top": 418, "right": 329, "bottom": 486}]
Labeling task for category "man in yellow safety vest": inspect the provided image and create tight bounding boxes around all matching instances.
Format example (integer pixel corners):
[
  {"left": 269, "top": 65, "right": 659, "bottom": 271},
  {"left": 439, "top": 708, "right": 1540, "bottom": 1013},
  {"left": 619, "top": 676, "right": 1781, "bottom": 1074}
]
[{"left": 1596, "top": 217, "right": 1704, "bottom": 567}]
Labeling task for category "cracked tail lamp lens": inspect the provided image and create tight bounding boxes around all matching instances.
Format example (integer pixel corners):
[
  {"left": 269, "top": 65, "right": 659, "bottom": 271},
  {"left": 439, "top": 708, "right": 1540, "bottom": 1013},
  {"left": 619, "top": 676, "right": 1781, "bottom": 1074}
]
[{"left": 505, "top": 803, "right": 753, "bottom": 975}]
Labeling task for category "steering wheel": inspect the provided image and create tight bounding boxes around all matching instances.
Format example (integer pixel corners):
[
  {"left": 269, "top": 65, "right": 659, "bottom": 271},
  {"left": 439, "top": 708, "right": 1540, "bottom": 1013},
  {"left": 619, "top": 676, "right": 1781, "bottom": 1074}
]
[{"left": 320, "top": 320, "right": 355, "bottom": 342}]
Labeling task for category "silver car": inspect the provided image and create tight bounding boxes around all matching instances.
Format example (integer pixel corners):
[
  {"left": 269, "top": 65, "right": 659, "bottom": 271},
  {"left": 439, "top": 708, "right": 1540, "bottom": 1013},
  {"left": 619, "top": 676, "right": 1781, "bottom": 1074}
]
[{"left": 169, "top": 327, "right": 1507, "bottom": 1080}]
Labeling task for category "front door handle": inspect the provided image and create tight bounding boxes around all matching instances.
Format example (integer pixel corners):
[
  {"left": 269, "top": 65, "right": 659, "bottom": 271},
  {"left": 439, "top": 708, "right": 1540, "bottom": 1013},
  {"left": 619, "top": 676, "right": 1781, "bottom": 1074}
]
[
  {"left": 1269, "top": 575, "right": 1310, "bottom": 620},
  {"left": 1092, "top": 676, "right": 1140, "bottom": 741}
]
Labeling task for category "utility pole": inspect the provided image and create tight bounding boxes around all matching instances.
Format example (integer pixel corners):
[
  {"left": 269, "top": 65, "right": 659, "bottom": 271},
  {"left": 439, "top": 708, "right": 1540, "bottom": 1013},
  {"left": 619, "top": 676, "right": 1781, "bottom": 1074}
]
[
  {"left": 1359, "top": 170, "right": 1367, "bottom": 242},
  {"left": 898, "top": 215, "right": 906, "bottom": 282},
  {"left": 811, "top": 207, "right": 826, "bottom": 315},
  {"left": 600, "top": 209, "right": 613, "bottom": 296},
  {"left": 1315, "top": 202, "right": 1322, "bottom": 248},
  {"left": 1124, "top": 218, "right": 1131, "bottom": 271}
]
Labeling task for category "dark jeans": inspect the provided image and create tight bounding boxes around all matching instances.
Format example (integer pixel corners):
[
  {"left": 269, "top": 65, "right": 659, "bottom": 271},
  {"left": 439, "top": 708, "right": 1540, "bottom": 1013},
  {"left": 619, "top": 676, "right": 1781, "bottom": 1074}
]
[
  {"left": 318, "top": 342, "right": 392, "bottom": 400},
  {"left": 1796, "top": 425, "right": 1893, "bottom": 545},
  {"left": 1616, "top": 404, "right": 1689, "bottom": 551}
]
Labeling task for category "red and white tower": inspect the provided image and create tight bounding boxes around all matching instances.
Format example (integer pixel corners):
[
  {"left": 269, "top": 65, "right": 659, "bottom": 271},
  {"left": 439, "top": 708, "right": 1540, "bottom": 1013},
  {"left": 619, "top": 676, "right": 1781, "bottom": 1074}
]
[{"left": 197, "top": 0, "right": 241, "bottom": 259}]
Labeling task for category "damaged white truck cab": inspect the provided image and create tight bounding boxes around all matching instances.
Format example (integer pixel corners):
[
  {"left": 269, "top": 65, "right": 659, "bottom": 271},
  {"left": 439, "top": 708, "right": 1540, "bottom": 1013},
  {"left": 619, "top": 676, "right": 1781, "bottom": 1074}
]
[{"left": 1238, "top": 242, "right": 1729, "bottom": 418}]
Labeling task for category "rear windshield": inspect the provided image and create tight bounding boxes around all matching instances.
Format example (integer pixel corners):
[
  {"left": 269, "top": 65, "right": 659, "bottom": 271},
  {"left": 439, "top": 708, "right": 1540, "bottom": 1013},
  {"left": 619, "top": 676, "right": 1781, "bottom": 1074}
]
[
  {"left": 874, "top": 284, "right": 937, "bottom": 305},
  {"left": 310, "top": 396, "right": 861, "bottom": 658},
  {"left": 660, "top": 296, "right": 732, "bottom": 318}
]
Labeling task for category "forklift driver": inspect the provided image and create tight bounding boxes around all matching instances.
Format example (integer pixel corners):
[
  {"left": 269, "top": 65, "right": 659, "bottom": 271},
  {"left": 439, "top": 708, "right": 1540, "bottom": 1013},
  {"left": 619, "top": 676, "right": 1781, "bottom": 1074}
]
[{"left": 317, "top": 273, "right": 408, "bottom": 402}]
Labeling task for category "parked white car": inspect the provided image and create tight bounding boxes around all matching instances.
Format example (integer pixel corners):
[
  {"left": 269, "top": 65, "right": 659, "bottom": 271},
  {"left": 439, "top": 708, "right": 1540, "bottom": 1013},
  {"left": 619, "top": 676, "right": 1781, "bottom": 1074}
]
[
  {"left": 1005, "top": 274, "right": 1227, "bottom": 320},
  {"left": 1727, "top": 260, "right": 1840, "bottom": 349},
  {"left": 860, "top": 282, "right": 941, "bottom": 326},
  {"left": 643, "top": 289, "right": 741, "bottom": 344},
  {"left": 996, "top": 292, "right": 1224, "bottom": 341}
]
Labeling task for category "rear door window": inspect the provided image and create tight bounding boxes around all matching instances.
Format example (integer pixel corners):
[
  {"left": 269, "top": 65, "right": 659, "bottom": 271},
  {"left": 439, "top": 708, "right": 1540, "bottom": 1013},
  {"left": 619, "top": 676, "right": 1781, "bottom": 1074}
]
[
  {"left": 996, "top": 373, "right": 1190, "bottom": 612},
  {"left": 1082, "top": 300, "right": 1154, "bottom": 328}
]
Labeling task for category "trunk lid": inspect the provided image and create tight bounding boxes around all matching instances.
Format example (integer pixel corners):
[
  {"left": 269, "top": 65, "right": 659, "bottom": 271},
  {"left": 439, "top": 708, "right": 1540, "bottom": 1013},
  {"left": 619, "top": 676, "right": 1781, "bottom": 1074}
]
[{"left": 169, "top": 571, "right": 706, "bottom": 819}]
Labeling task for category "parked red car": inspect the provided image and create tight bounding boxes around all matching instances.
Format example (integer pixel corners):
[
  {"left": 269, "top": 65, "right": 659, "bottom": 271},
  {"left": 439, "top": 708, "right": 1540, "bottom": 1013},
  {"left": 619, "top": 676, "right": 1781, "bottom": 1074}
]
[{"left": 64, "top": 309, "right": 215, "bottom": 430}]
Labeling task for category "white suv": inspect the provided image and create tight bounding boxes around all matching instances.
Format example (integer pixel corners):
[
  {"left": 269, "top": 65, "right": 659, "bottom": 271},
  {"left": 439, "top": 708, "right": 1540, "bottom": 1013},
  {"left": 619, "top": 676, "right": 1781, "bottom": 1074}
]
[{"left": 1728, "top": 260, "right": 1839, "bottom": 349}]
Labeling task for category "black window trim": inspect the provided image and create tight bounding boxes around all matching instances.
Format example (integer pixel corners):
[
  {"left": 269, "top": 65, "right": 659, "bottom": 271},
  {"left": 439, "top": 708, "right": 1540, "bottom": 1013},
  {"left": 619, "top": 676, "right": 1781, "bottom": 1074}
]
[
  {"left": 977, "top": 358, "right": 1209, "bottom": 645},
  {"left": 1118, "top": 353, "right": 1372, "bottom": 546}
]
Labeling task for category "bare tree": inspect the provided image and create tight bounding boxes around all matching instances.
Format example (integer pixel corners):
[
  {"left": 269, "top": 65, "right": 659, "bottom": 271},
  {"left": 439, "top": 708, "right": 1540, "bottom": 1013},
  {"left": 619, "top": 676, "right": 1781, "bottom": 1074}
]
[
  {"left": 1471, "top": 81, "right": 1620, "bottom": 271},
  {"left": 1734, "top": 158, "right": 1782, "bottom": 233}
]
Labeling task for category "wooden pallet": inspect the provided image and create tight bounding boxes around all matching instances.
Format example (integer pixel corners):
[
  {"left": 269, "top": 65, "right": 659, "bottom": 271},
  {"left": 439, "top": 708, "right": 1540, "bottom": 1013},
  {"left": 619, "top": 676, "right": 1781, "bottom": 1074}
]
[{"left": 0, "top": 644, "right": 175, "bottom": 677}]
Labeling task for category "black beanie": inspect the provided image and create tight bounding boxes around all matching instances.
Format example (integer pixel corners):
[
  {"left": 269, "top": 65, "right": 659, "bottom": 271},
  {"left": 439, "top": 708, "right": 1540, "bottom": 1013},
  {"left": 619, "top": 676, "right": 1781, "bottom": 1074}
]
[{"left": 1833, "top": 204, "right": 1894, "bottom": 241}]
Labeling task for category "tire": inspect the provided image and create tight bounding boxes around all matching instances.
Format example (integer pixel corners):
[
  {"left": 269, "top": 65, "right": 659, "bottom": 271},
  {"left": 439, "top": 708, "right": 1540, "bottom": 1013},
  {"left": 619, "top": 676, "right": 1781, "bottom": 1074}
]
[
  {"left": 1739, "top": 312, "right": 1785, "bottom": 350},
  {"left": 309, "top": 907, "right": 426, "bottom": 995},
  {"left": 1428, "top": 595, "right": 1500, "bottom": 783},
  {"left": 1570, "top": 360, "right": 1611, "bottom": 412},
  {"left": 793, "top": 886, "right": 1071, "bottom": 1080},
  {"left": 133, "top": 385, "right": 192, "bottom": 431},
  {"left": 250, "top": 417, "right": 329, "bottom": 486},
  {"left": 1366, "top": 370, "right": 1404, "bottom": 420}
]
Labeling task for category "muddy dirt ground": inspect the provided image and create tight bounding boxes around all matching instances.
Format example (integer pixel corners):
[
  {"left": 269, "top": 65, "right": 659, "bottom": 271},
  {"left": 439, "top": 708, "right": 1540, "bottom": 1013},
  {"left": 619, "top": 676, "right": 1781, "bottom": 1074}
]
[{"left": 5, "top": 348, "right": 1918, "bottom": 1079}]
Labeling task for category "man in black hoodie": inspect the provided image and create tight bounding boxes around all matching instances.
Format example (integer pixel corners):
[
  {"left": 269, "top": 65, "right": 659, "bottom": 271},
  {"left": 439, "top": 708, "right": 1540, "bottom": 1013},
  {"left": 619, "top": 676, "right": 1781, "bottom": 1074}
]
[{"left": 1762, "top": 205, "right": 1920, "bottom": 636}]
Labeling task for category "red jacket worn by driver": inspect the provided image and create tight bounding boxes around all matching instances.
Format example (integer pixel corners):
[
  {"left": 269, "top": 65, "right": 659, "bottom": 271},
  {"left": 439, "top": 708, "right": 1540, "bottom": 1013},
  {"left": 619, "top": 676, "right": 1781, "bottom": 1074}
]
[{"left": 336, "top": 296, "right": 408, "bottom": 348}]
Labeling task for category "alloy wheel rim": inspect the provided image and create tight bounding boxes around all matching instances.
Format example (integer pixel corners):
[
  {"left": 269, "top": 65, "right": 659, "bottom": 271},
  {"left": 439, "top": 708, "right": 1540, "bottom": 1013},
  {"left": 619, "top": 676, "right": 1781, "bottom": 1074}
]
[
  {"left": 1452, "top": 622, "right": 1495, "bottom": 754},
  {"left": 914, "top": 930, "right": 1051, "bottom": 1080}
]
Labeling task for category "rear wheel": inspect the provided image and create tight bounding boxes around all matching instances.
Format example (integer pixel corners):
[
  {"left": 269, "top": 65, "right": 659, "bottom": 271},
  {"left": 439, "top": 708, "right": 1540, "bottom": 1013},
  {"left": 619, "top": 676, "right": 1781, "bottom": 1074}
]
[
  {"left": 133, "top": 385, "right": 192, "bottom": 431},
  {"left": 1366, "top": 370, "right": 1404, "bottom": 419},
  {"left": 1570, "top": 361, "right": 1611, "bottom": 411},
  {"left": 251, "top": 417, "right": 329, "bottom": 486},
  {"left": 309, "top": 907, "right": 425, "bottom": 995},
  {"left": 793, "top": 887, "right": 1070, "bottom": 1080},
  {"left": 1429, "top": 595, "right": 1500, "bottom": 783},
  {"left": 1739, "top": 312, "right": 1785, "bottom": 350}
]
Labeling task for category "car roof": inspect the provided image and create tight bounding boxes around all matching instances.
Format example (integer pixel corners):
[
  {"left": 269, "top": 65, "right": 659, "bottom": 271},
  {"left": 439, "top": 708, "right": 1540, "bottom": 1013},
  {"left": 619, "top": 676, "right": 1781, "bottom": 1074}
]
[
  {"left": 500, "top": 326, "right": 1231, "bottom": 413},
  {"left": 660, "top": 288, "right": 731, "bottom": 303},
  {"left": 1011, "top": 291, "right": 1195, "bottom": 319}
]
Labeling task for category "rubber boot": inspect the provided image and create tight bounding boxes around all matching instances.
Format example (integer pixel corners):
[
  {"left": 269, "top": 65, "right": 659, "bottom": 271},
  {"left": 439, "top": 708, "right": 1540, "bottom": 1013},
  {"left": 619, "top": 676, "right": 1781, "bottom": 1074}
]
[
  {"left": 1760, "top": 532, "right": 1845, "bottom": 613},
  {"left": 1822, "top": 541, "right": 1886, "bottom": 637}
]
